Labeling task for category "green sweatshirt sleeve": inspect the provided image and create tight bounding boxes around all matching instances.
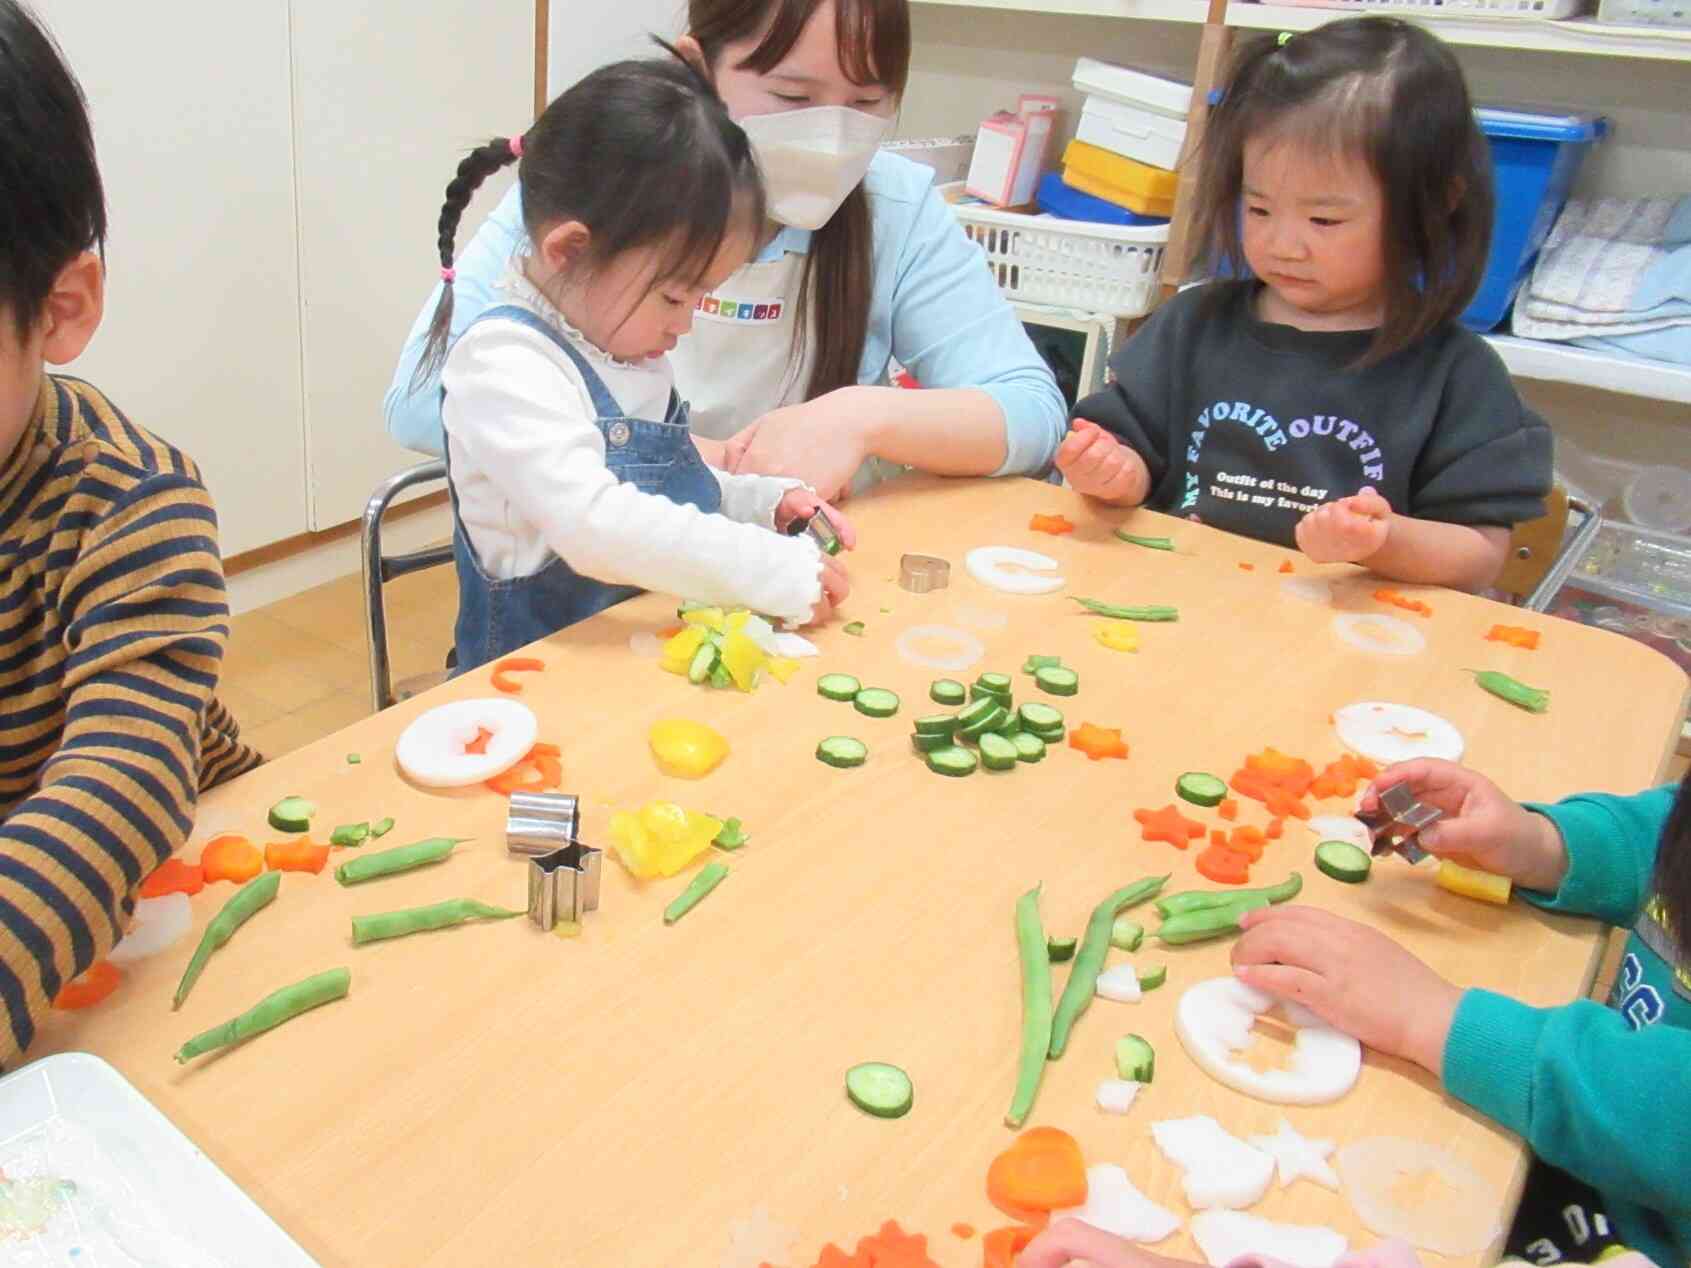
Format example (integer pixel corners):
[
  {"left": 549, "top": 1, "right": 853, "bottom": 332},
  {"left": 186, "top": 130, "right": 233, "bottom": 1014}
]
[
  {"left": 1444, "top": 989, "right": 1691, "bottom": 1223},
  {"left": 1520, "top": 787, "right": 1676, "bottom": 926}
]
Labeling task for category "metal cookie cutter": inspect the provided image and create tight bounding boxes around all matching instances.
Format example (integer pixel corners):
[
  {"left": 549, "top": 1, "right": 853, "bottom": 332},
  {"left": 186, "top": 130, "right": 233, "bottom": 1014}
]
[
  {"left": 1358, "top": 783, "right": 1442, "bottom": 865},
  {"left": 786, "top": 507, "right": 842, "bottom": 556},
  {"left": 506, "top": 791, "right": 581, "bottom": 858},
  {"left": 899, "top": 553, "right": 950, "bottom": 593},
  {"left": 528, "top": 841, "right": 602, "bottom": 930}
]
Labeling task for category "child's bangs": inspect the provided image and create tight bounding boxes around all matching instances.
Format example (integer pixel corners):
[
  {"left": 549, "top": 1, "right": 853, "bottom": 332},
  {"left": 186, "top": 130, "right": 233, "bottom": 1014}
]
[
  {"left": 1247, "top": 74, "right": 1389, "bottom": 178},
  {"left": 736, "top": 0, "right": 910, "bottom": 94},
  {"left": 648, "top": 182, "right": 758, "bottom": 293}
]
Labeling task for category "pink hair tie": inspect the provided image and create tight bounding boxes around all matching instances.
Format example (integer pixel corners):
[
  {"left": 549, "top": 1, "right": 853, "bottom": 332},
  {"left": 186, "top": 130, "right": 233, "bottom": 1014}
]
[
  {"left": 509, "top": 135, "right": 524, "bottom": 159},
  {"left": 440, "top": 266, "right": 456, "bottom": 283}
]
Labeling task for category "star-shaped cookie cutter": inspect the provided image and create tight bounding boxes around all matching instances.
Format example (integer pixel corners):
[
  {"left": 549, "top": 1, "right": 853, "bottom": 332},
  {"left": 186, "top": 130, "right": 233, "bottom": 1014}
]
[
  {"left": 786, "top": 507, "right": 842, "bottom": 556},
  {"left": 528, "top": 841, "right": 602, "bottom": 930},
  {"left": 1357, "top": 782, "right": 1441, "bottom": 865}
]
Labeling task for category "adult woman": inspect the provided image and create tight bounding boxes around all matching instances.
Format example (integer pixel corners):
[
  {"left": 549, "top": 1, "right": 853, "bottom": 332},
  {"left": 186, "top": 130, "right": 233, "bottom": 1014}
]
[{"left": 384, "top": 0, "right": 1065, "bottom": 502}]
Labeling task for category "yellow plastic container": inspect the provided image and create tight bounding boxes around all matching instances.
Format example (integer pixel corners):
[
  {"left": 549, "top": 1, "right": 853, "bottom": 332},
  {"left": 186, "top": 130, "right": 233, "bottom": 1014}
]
[{"left": 1061, "top": 139, "right": 1178, "bottom": 218}]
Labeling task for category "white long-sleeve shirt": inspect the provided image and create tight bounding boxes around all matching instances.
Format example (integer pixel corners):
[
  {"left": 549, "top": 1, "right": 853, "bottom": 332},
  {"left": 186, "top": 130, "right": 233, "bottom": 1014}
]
[{"left": 441, "top": 270, "right": 823, "bottom": 623}]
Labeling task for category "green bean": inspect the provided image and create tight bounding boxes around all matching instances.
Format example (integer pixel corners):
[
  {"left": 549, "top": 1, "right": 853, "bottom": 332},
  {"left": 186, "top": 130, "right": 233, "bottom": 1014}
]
[
  {"left": 663, "top": 862, "right": 729, "bottom": 924},
  {"left": 1155, "top": 894, "right": 1272, "bottom": 945},
  {"left": 329, "top": 822, "right": 370, "bottom": 847},
  {"left": 351, "top": 898, "right": 522, "bottom": 945},
  {"left": 172, "top": 871, "right": 281, "bottom": 1010},
  {"left": 1006, "top": 885, "right": 1052, "bottom": 1128},
  {"left": 1070, "top": 596, "right": 1180, "bottom": 622},
  {"left": 1467, "top": 669, "right": 1549, "bottom": 714},
  {"left": 370, "top": 817, "right": 395, "bottom": 838},
  {"left": 1113, "top": 531, "right": 1175, "bottom": 551},
  {"left": 174, "top": 967, "right": 350, "bottom": 1063},
  {"left": 1154, "top": 871, "right": 1304, "bottom": 919},
  {"left": 1048, "top": 874, "right": 1168, "bottom": 1058},
  {"left": 334, "top": 836, "right": 465, "bottom": 886}
]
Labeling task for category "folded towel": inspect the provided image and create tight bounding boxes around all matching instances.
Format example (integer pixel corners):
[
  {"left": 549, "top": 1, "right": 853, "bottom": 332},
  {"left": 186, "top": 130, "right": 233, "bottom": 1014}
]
[{"left": 1512, "top": 196, "right": 1691, "bottom": 342}]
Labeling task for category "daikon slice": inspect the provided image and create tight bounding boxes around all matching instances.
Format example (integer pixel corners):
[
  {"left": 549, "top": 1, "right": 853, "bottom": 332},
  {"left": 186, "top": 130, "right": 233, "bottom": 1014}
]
[
  {"left": 1096, "top": 964, "right": 1143, "bottom": 1003},
  {"left": 965, "top": 546, "right": 1065, "bottom": 595},
  {"left": 1337, "top": 1137, "right": 1502, "bottom": 1257},
  {"left": 1332, "top": 613, "right": 1426, "bottom": 657},
  {"left": 767, "top": 631, "right": 820, "bottom": 659},
  {"left": 1306, "top": 816, "right": 1373, "bottom": 853},
  {"left": 1053, "top": 1164, "right": 1180, "bottom": 1243},
  {"left": 1174, "top": 977, "right": 1361, "bottom": 1105},
  {"left": 1190, "top": 1210, "right": 1348, "bottom": 1268},
  {"left": 1150, "top": 1116, "right": 1275, "bottom": 1210},
  {"left": 1248, "top": 1118, "right": 1340, "bottom": 1190},
  {"left": 395, "top": 698, "right": 538, "bottom": 788},
  {"left": 1333, "top": 702, "right": 1464, "bottom": 765},
  {"left": 108, "top": 894, "right": 192, "bottom": 965},
  {"left": 1096, "top": 1080, "right": 1142, "bottom": 1115}
]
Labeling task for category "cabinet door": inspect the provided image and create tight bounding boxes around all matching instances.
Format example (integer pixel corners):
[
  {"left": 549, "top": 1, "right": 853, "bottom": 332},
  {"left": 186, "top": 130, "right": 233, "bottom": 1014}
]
[
  {"left": 32, "top": 1, "right": 309, "bottom": 557},
  {"left": 290, "top": 1, "right": 533, "bottom": 531},
  {"left": 548, "top": 0, "right": 683, "bottom": 99}
]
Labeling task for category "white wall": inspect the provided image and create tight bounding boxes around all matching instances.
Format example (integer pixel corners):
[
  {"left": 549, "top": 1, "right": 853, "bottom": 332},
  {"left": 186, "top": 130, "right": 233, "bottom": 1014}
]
[{"left": 549, "top": 0, "right": 686, "bottom": 98}]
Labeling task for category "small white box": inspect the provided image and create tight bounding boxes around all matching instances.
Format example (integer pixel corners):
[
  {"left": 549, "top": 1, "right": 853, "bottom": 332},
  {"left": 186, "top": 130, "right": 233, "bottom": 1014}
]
[
  {"left": 1077, "top": 95, "right": 1188, "bottom": 172},
  {"left": 1072, "top": 57, "right": 1193, "bottom": 118},
  {"left": 965, "top": 97, "right": 1059, "bottom": 209}
]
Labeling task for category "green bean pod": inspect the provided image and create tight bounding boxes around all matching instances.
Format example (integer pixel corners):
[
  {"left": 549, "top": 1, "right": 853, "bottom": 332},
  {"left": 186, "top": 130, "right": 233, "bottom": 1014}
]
[
  {"left": 1048, "top": 874, "right": 1168, "bottom": 1058},
  {"left": 1155, "top": 894, "right": 1272, "bottom": 945},
  {"left": 1070, "top": 596, "right": 1179, "bottom": 622},
  {"left": 172, "top": 870, "right": 282, "bottom": 1010},
  {"left": 1154, "top": 871, "right": 1304, "bottom": 919},
  {"left": 329, "top": 822, "right": 370, "bottom": 847},
  {"left": 351, "top": 898, "right": 522, "bottom": 945},
  {"left": 1113, "top": 531, "right": 1174, "bottom": 551},
  {"left": 334, "top": 836, "right": 465, "bottom": 886},
  {"left": 174, "top": 967, "right": 350, "bottom": 1063},
  {"left": 1006, "top": 885, "right": 1052, "bottom": 1128},
  {"left": 1468, "top": 669, "right": 1549, "bottom": 714},
  {"left": 664, "top": 863, "right": 729, "bottom": 924}
]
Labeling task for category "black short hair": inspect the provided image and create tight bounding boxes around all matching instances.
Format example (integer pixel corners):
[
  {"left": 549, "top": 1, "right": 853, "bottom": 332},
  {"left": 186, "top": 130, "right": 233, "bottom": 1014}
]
[
  {"left": 1656, "top": 766, "right": 1691, "bottom": 965},
  {"left": 1188, "top": 18, "right": 1492, "bottom": 364},
  {"left": 0, "top": 1, "right": 106, "bottom": 338}
]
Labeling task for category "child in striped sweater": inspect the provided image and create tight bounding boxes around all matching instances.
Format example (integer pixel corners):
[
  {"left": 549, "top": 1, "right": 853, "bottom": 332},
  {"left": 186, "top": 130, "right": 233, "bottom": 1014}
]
[{"left": 0, "top": 0, "right": 260, "bottom": 1067}]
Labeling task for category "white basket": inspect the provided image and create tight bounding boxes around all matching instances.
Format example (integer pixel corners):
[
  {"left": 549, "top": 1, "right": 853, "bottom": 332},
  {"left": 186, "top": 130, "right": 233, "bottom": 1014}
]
[
  {"left": 1272, "top": 0, "right": 1590, "bottom": 18},
  {"left": 950, "top": 200, "right": 1169, "bottom": 319}
]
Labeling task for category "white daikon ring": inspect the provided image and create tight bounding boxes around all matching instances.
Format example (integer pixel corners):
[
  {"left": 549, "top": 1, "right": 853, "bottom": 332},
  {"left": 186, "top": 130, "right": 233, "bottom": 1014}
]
[
  {"left": 1337, "top": 1137, "right": 1502, "bottom": 1257},
  {"left": 964, "top": 546, "right": 1065, "bottom": 595},
  {"left": 1333, "top": 701, "right": 1465, "bottom": 765},
  {"left": 1331, "top": 612, "right": 1427, "bottom": 657},
  {"left": 1175, "top": 977, "right": 1362, "bottom": 1105},
  {"left": 395, "top": 698, "right": 538, "bottom": 788}
]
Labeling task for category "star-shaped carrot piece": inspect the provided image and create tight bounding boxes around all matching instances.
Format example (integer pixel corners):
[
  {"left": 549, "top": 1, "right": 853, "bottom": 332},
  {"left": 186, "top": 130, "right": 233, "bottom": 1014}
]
[
  {"left": 1068, "top": 722, "right": 1129, "bottom": 761},
  {"left": 1029, "top": 512, "right": 1075, "bottom": 536},
  {"left": 1134, "top": 803, "right": 1206, "bottom": 849}
]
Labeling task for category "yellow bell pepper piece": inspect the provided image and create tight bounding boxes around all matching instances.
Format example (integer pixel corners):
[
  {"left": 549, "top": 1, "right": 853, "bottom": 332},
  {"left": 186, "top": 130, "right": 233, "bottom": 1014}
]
[
  {"left": 1436, "top": 860, "right": 1512, "bottom": 906},
  {"left": 1093, "top": 622, "right": 1139, "bottom": 653},
  {"left": 648, "top": 718, "right": 730, "bottom": 778},
  {"left": 609, "top": 801, "right": 724, "bottom": 878},
  {"left": 682, "top": 606, "right": 725, "bottom": 631},
  {"left": 720, "top": 630, "right": 769, "bottom": 692},
  {"left": 766, "top": 656, "right": 801, "bottom": 684},
  {"left": 659, "top": 626, "right": 709, "bottom": 676}
]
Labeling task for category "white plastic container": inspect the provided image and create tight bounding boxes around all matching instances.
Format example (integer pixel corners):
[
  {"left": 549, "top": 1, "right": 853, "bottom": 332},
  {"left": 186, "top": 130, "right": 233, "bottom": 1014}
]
[{"left": 1070, "top": 58, "right": 1192, "bottom": 170}]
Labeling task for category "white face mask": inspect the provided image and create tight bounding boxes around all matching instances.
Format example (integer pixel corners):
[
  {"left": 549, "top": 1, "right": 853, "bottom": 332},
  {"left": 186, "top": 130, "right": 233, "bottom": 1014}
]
[{"left": 739, "top": 105, "right": 891, "bottom": 231}]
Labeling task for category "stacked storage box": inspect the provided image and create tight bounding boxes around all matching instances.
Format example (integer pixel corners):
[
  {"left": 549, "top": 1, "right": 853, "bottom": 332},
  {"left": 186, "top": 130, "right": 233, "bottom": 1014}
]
[{"left": 1039, "top": 58, "right": 1192, "bottom": 226}]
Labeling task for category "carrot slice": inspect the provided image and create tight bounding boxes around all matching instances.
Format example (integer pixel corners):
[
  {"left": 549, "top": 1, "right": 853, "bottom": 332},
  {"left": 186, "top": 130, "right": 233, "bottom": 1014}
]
[
  {"left": 139, "top": 857, "right": 204, "bottom": 898},
  {"left": 1068, "top": 723, "right": 1129, "bottom": 762},
  {"left": 952, "top": 1223, "right": 976, "bottom": 1239},
  {"left": 264, "top": 838, "right": 330, "bottom": 874},
  {"left": 486, "top": 741, "right": 564, "bottom": 796},
  {"left": 54, "top": 959, "right": 123, "bottom": 1010},
  {"left": 1197, "top": 843, "right": 1253, "bottom": 884},
  {"left": 1486, "top": 624, "right": 1540, "bottom": 650},
  {"left": 982, "top": 1226, "right": 1039, "bottom": 1268},
  {"left": 1029, "top": 513, "right": 1075, "bottom": 536},
  {"left": 199, "top": 834, "right": 262, "bottom": 885},
  {"left": 1218, "top": 799, "right": 1239, "bottom": 821},
  {"left": 462, "top": 726, "right": 495, "bottom": 756},
  {"left": 1239, "top": 562, "right": 1255, "bottom": 571},
  {"left": 1278, "top": 560, "right": 1294, "bottom": 574},
  {"left": 490, "top": 656, "right": 545, "bottom": 693},
  {"left": 1373, "top": 587, "right": 1433, "bottom": 617},
  {"left": 1133, "top": 804, "right": 1206, "bottom": 850},
  {"left": 987, "top": 1126, "right": 1087, "bottom": 1217},
  {"left": 1266, "top": 817, "right": 1284, "bottom": 840}
]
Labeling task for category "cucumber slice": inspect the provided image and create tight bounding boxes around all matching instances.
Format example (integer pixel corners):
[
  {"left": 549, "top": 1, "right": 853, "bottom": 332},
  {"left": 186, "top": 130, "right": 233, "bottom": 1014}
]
[
  {"left": 709, "top": 662, "right": 733, "bottom": 690},
  {"left": 816, "top": 736, "right": 868, "bottom": 768},
  {"left": 913, "top": 714, "right": 958, "bottom": 738},
  {"left": 1028, "top": 724, "right": 1067, "bottom": 744},
  {"left": 957, "top": 706, "right": 1009, "bottom": 742},
  {"left": 1315, "top": 840, "right": 1372, "bottom": 884},
  {"left": 688, "top": 643, "right": 719, "bottom": 684},
  {"left": 992, "top": 712, "right": 1022, "bottom": 738},
  {"left": 930, "top": 678, "right": 967, "bottom": 706},
  {"left": 845, "top": 1061, "right": 913, "bottom": 1119},
  {"left": 1011, "top": 732, "right": 1046, "bottom": 763},
  {"left": 978, "top": 732, "right": 1019, "bottom": 771},
  {"left": 267, "top": 796, "right": 316, "bottom": 834},
  {"left": 853, "top": 687, "right": 901, "bottom": 719},
  {"left": 1176, "top": 772, "right": 1228, "bottom": 808},
  {"left": 1047, "top": 936, "right": 1077, "bottom": 962},
  {"left": 817, "top": 673, "right": 861, "bottom": 702},
  {"left": 911, "top": 732, "right": 952, "bottom": 754},
  {"left": 926, "top": 746, "right": 978, "bottom": 777},
  {"left": 1017, "top": 702, "right": 1065, "bottom": 731},
  {"left": 970, "top": 682, "right": 1013, "bottom": 706},
  {"left": 976, "top": 672, "right": 1013, "bottom": 694},
  {"left": 1110, "top": 916, "right": 1144, "bottom": 952},
  {"left": 955, "top": 696, "right": 1002, "bottom": 729},
  {"left": 1137, "top": 964, "right": 1167, "bottom": 992},
  {"left": 1022, "top": 654, "right": 1062, "bottom": 674},
  {"left": 329, "top": 822, "right": 370, "bottom": 848},
  {"left": 1115, "top": 1034, "right": 1155, "bottom": 1083},
  {"left": 1034, "top": 666, "right": 1079, "bottom": 696}
]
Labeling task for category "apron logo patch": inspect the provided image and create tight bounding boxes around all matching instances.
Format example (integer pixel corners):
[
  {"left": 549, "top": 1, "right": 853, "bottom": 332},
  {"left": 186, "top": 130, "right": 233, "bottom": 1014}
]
[{"left": 698, "top": 296, "right": 783, "bottom": 323}]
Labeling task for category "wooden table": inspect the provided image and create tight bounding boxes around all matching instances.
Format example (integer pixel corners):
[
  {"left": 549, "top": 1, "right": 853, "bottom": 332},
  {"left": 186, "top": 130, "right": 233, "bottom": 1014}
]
[{"left": 34, "top": 476, "right": 1689, "bottom": 1267}]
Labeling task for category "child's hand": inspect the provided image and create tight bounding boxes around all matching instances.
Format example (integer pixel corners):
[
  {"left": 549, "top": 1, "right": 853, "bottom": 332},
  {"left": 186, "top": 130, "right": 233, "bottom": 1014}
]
[
  {"left": 802, "top": 552, "right": 851, "bottom": 628},
  {"left": 1296, "top": 487, "right": 1392, "bottom": 564},
  {"left": 1362, "top": 759, "right": 1569, "bottom": 893},
  {"left": 1231, "top": 906, "right": 1462, "bottom": 1076},
  {"left": 1017, "top": 1219, "right": 1198, "bottom": 1268},
  {"left": 692, "top": 435, "right": 728, "bottom": 468},
  {"left": 1055, "top": 420, "right": 1149, "bottom": 505},
  {"left": 775, "top": 488, "right": 858, "bottom": 551}
]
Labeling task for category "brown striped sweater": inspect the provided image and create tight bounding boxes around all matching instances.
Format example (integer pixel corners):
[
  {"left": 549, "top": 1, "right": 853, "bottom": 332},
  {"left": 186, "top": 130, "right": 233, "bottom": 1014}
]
[{"left": 1, "top": 375, "right": 260, "bottom": 1066}]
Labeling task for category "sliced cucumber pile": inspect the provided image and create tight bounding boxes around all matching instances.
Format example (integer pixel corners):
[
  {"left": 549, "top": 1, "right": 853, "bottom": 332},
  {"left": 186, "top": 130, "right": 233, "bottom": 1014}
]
[{"left": 845, "top": 1061, "right": 913, "bottom": 1119}]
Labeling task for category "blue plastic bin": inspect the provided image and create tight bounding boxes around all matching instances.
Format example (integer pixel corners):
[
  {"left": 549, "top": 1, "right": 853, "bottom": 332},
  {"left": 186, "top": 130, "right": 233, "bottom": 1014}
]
[
  {"left": 1463, "top": 106, "right": 1609, "bottom": 332},
  {"left": 1036, "top": 171, "right": 1169, "bottom": 228}
]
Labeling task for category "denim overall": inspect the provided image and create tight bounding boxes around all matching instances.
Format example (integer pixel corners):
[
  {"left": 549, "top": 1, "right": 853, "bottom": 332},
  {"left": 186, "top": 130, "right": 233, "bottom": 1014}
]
[{"left": 446, "top": 305, "right": 722, "bottom": 672}]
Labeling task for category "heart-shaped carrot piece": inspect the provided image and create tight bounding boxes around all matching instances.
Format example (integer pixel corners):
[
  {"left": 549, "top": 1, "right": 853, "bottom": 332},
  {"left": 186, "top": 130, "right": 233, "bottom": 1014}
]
[{"left": 986, "top": 1126, "right": 1087, "bottom": 1220}]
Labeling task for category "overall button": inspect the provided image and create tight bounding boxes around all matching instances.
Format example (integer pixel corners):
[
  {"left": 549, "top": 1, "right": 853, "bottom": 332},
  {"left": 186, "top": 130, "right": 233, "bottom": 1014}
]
[{"left": 607, "top": 421, "right": 632, "bottom": 448}]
